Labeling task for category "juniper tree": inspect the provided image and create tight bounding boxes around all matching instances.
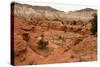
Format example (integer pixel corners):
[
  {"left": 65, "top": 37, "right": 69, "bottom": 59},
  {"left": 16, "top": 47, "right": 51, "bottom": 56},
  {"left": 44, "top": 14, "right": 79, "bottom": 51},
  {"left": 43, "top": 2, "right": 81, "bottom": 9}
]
[{"left": 91, "top": 13, "right": 97, "bottom": 35}]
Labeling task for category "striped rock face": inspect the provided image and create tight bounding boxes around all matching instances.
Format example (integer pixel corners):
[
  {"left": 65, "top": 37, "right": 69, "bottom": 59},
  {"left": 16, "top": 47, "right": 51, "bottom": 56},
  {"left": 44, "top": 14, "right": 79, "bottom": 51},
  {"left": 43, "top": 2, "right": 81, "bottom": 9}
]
[{"left": 11, "top": 2, "right": 97, "bottom": 66}]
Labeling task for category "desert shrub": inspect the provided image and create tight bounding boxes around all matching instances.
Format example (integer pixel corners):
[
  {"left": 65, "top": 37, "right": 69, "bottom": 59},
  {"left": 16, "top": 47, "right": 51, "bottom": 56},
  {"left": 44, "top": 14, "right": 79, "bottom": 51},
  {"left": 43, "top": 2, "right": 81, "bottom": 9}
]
[
  {"left": 64, "top": 26, "right": 68, "bottom": 32},
  {"left": 37, "top": 36, "right": 48, "bottom": 49},
  {"left": 73, "top": 20, "right": 77, "bottom": 25},
  {"left": 91, "top": 13, "right": 97, "bottom": 35},
  {"left": 53, "top": 18, "right": 60, "bottom": 21},
  {"left": 22, "top": 33, "right": 30, "bottom": 41},
  {"left": 70, "top": 55, "right": 75, "bottom": 58},
  {"left": 58, "top": 36, "right": 62, "bottom": 39}
]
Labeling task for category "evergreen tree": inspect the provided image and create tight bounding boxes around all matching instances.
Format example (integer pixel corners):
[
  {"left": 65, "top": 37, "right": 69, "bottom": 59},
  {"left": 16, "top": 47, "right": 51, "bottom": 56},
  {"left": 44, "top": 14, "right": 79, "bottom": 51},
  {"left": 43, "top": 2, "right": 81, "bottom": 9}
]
[{"left": 91, "top": 13, "right": 97, "bottom": 35}]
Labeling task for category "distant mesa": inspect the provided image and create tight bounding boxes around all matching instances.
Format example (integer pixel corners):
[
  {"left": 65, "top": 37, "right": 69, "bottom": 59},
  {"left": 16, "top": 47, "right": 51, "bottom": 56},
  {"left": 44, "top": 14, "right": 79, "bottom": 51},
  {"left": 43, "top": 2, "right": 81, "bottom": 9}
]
[
  {"left": 75, "top": 8, "right": 97, "bottom": 12},
  {"left": 11, "top": 2, "right": 62, "bottom": 12},
  {"left": 11, "top": 2, "right": 97, "bottom": 21}
]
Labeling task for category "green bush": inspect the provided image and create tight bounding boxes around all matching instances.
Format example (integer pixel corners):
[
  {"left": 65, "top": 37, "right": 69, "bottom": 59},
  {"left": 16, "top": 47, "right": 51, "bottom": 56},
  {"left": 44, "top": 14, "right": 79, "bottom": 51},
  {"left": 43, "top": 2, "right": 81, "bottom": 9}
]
[
  {"left": 37, "top": 38, "right": 48, "bottom": 49},
  {"left": 91, "top": 13, "right": 97, "bottom": 35}
]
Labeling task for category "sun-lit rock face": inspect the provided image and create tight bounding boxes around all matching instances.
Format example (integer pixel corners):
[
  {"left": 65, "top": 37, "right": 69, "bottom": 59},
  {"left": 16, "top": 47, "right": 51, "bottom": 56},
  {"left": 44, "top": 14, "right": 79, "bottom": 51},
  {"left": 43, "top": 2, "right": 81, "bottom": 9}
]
[
  {"left": 11, "top": 2, "right": 97, "bottom": 65},
  {"left": 11, "top": 2, "right": 96, "bottom": 22}
]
